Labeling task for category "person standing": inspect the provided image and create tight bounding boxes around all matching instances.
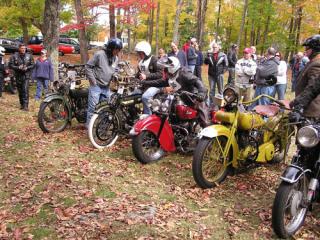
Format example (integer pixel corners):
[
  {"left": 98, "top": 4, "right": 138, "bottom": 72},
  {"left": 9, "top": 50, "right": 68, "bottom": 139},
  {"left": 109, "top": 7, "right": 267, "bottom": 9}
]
[
  {"left": 235, "top": 48, "right": 257, "bottom": 101},
  {"left": 86, "top": 38, "right": 123, "bottom": 126},
  {"left": 187, "top": 39, "right": 198, "bottom": 73},
  {"left": 168, "top": 42, "right": 188, "bottom": 67},
  {"left": 32, "top": 49, "right": 54, "bottom": 101},
  {"left": 9, "top": 43, "right": 34, "bottom": 111},
  {"left": 274, "top": 52, "right": 287, "bottom": 100},
  {"left": 253, "top": 47, "right": 279, "bottom": 106},
  {"left": 251, "top": 46, "right": 257, "bottom": 62},
  {"left": 158, "top": 48, "right": 167, "bottom": 60},
  {"left": 194, "top": 42, "right": 203, "bottom": 81},
  {"left": 227, "top": 44, "right": 238, "bottom": 85},
  {"left": 0, "top": 46, "right": 5, "bottom": 98},
  {"left": 290, "top": 52, "right": 308, "bottom": 92},
  {"left": 204, "top": 42, "right": 228, "bottom": 105}
]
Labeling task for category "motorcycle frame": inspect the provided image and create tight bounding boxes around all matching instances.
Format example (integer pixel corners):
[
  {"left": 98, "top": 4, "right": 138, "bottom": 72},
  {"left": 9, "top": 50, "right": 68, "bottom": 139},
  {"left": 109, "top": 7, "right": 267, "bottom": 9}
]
[{"left": 199, "top": 94, "right": 292, "bottom": 169}]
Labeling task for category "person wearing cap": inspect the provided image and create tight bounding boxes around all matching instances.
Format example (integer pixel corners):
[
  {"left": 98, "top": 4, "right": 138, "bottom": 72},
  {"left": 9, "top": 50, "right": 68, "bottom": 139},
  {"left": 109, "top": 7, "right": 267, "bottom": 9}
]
[
  {"left": 253, "top": 47, "right": 279, "bottom": 106},
  {"left": 32, "top": 49, "right": 54, "bottom": 101},
  {"left": 9, "top": 43, "right": 34, "bottom": 111},
  {"left": 227, "top": 44, "right": 239, "bottom": 85},
  {"left": 0, "top": 46, "right": 5, "bottom": 97},
  {"left": 235, "top": 48, "right": 257, "bottom": 101}
]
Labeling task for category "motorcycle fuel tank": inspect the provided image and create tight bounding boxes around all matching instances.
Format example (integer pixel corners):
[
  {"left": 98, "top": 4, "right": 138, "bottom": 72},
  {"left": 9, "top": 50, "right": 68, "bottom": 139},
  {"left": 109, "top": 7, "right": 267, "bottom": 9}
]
[
  {"left": 175, "top": 105, "right": 197, "bottom": 120},
  {"left": 238, "top": 112, "right": 265, "bottom": 130}
]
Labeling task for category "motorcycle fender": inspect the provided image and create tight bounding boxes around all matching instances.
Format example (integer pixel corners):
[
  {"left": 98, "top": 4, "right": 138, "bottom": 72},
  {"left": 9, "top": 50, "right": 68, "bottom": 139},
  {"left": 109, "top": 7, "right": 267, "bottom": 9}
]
[
  {"left": 42, "top": 94, "right": 72, "bottom": 121},
  {"left": 94, "top": 101, "right": 110, "bottom": 114},
  {"left": 280, "top": 165, "right": 312, "bottom": 184},
  {"left": 131, "top": 115, "right": 176, "bottom": 152},
  {"left": 199, "top": 124, "right": 239, "bottom": 168}
]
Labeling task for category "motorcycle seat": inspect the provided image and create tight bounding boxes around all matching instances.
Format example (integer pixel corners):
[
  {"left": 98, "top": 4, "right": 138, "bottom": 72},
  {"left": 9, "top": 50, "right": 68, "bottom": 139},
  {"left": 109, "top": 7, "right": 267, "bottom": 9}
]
[
  {"left": 253, "top": 105, "right": 280, "bottom": 117},
  {"left": 69, "top": 88, "right": 89, "bottom": 98}
]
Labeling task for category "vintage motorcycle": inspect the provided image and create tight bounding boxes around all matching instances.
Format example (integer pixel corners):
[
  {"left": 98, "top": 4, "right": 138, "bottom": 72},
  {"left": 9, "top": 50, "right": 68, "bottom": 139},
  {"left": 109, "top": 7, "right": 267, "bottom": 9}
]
[
  {"left": 38, "top": 76, "right": 88, "bottom": 133},
  {"left": 130, "top": 91, "right": 211, "bottom": 164},
  {"left": 88, "top": 61, "right": 142, "bottom": 148},
  {"left": 3, "top": 67, "right": 16, "bottom": 94},
  {"left": 192, "top": 87, "right": 295, "bottom": 188},
  {"left": 272, "top": 117, "right": 320, "bottom": 239}
]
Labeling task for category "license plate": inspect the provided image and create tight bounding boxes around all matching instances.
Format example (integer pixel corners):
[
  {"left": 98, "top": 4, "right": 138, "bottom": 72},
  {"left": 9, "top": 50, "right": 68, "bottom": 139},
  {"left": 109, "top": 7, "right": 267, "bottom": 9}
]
[{"left": 117, "top": 86, "right": 124, "bottom": 94}]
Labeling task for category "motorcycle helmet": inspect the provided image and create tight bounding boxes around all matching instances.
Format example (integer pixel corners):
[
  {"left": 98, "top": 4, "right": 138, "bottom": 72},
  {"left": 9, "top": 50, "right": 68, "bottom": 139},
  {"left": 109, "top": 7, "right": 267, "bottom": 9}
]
[
  {"left": 302, "top": 34, "right": 320, "bottom": 51},
  {"left": 0, "top": 46, "right": 5, "bottom": 56},
  {"left": 134, "top": 41, "right": 152, "bottom": 57},
  {"left": 158, "top": 56, "right": 181, "bottom": 75},
  {"left": 104, "top": 38, "right": 123, "bottom": 54}
]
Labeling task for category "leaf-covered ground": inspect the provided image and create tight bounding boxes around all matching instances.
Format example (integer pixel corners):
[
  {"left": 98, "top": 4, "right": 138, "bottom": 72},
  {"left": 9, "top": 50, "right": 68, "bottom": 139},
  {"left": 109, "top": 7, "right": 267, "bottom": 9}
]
[{"left": 1, "top": 59, "right": 320, "bottom": 239}]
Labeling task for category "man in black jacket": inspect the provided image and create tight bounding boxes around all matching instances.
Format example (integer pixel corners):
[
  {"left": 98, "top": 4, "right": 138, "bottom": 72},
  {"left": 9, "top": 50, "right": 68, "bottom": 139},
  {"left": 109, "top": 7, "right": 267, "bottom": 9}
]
[
  {"left": 227, "top": 44, "right": 238, "bottom": 85},
  {"left": 160, "top": 56, "right": 209, "bottom": 127},
  {"left": 135, "top": 41, "right": 167, "bottom": 115},
  {"left": 0, "top": 46, "right": 5, "bottom": 97},
  {"left": 9, "top": 44, "right": 34, "bottom": 110}
]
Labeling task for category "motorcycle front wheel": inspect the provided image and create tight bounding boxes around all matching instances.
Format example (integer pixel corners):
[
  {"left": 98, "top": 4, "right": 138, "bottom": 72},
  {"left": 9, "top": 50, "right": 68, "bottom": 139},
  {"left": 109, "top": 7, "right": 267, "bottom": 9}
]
[
  {"left": 272, "top": 180, "right": 309, "bottom": 239},
  {"left": 38, "top": 99, "right": 69, "bottom": 133},
  {"left": 132, "top": 130, "right": 165, "bottom": 164},
  {"left": 88, "top": 109, "right": 120, "bottom": 149},
  {"left": 192, "top": 136, "right": 232, "bottom": 189}
]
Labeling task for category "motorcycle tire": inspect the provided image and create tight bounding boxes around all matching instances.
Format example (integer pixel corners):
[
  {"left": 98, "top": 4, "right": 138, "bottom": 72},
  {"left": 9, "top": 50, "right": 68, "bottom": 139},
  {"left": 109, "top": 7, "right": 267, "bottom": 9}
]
[
  {"left": 272, "top": 180, "right": 308, "bottom": 239},
  {"left": 7, "top": 79, "right": 16, "bottom": 94},
  {"left": 132, "top": 130, "right": 165, "bottom": 164},
  {"left": 38, "top": 99, "right": 69, "bottom": 133},
  {"left": 192, "top": 136, "right": 232, "bottom": 189},
  {"left": 88, "top": 109, "right": 120, "bottom": 149}
]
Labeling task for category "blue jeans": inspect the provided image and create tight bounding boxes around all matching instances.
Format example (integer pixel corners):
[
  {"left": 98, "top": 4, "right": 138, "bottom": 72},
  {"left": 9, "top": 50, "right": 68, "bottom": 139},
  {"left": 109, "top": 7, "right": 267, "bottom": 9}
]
[
  {"left": 188, "top": 65, "right": 195, "bottom": 73},
  {"left": 208, "top": 74, "right": 224, "bottom": 106},
  {"left": 253, "top": 85, "right": 276, "bottom": 106},
  {"left": 86, "top": 85, "right": 111, "bottom": 126},
  {"left": 142, "top": 87, "right": 160, "bottom": 115},
  {"left": 275, "top": 84, "right": 287, "bottom": 100},
  {"left": 35, "top": 78, "right": 49, "bottom": 100}
]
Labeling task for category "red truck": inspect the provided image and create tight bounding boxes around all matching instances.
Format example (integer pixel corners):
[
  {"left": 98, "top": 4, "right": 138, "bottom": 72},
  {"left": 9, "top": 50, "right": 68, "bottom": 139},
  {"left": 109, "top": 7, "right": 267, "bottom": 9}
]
[{"left": 28, "top": 43, "right": 75, "bottom": 56}]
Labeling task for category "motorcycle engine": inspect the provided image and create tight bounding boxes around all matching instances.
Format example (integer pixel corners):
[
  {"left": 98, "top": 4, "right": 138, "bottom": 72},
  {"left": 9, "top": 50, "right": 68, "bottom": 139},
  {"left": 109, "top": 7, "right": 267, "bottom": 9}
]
[
  {"left": 75, "top": 98, "right": 88, "bottom": 123},
  {"left": 238, "top": 130, "right": 264, "bottom": 161}
]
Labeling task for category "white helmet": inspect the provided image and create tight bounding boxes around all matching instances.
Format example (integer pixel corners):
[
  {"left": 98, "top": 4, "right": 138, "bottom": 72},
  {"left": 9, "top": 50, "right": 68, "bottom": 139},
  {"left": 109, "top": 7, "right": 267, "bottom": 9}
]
[
  {"left": 0, "top": 46, "right": 5, "bottom": 56},
  {"left": 158, "top": 56, "right": 181, "bottom": 74},
  {"left": 134, "top": 41, "right": 152, "bottom": 56}
]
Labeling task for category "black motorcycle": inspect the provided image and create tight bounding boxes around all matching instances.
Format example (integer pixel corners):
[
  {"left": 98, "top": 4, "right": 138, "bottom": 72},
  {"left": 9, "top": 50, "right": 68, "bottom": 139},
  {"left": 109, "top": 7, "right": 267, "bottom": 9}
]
[
  {"left": 38, "top": 77, "right": 88, "bottom": 133},
  {"left": 272, "top": 117, "right": 320, "bottom": 238}
]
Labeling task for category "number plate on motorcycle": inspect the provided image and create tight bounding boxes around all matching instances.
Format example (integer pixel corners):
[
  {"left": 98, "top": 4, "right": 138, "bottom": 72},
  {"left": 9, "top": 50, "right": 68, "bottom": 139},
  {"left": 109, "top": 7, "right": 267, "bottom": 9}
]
[{"left": 117, "top": 86, "right": 124, "bottom": 94}]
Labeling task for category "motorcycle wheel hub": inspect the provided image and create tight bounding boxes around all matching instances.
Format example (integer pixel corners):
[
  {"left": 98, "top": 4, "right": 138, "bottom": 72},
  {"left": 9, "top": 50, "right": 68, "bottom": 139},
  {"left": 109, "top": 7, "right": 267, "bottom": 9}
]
[{"left": 290, "top": 190, "right": 303, "bottom": 216}]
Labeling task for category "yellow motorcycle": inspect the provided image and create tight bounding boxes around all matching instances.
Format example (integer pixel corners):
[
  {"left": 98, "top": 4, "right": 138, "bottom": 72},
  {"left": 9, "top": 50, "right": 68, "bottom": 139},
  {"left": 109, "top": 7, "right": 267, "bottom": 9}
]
[{"left": 192, "top": 87, "right": 295, "bottom": 188}]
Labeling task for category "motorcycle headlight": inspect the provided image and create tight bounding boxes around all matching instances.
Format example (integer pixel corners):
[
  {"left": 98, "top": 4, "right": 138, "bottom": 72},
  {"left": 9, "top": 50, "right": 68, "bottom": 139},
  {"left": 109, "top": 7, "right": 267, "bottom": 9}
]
[
  {"left": 297, "top": 126, "right": 320, "bottom": 148},
  {"left": 223, "top": 87, "right": 238, "bottom": 104},
  {"left": 161, "top": 101, "right": 170, "bottom": 113}
]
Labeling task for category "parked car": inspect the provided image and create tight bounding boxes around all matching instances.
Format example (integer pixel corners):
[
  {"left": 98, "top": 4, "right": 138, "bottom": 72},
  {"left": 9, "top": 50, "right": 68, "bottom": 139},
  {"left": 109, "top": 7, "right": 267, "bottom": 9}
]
[
  {"left": 17, "top": 35, "right": 43, "bottom": 44},
  {"left": 59, "top": 38, "right": 80, "bottom": 53},
  {"left": 0, "top": 38, "right": 32, "bottom": 53},
  {"left": 28, "top": 43, "right": 75, "bottom": 55}
]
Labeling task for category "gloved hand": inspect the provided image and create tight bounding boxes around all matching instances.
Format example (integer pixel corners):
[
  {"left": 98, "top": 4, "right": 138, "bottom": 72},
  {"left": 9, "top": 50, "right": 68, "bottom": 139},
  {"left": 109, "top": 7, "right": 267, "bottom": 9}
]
[
  {"left": 197, "top": 94, "right": 206, "bottom": 102},
  {"left": 265, "top": 75, "right": 277, "bottom": 86},
  {"left": 288, "top": 111, "right": 302, "bottom": 123}
]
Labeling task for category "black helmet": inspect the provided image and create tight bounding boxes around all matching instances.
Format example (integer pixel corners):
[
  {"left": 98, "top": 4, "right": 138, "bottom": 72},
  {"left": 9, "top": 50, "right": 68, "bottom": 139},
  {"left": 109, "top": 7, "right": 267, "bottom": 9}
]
[
  {"left": 105, "top": 38, "right": 123, "bottom": 52},
  {"left": 302, "top": 34, "right": 320, "bottom": 51}
]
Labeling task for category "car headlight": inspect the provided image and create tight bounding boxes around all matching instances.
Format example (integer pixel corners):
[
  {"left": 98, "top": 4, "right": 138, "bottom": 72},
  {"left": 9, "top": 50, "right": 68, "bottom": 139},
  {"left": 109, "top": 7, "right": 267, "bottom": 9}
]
[
  {"left": 297, "top": 126, "right": 320, "bottom": 148},
  {"left": 223, "top": 87, "right": 238, "bottom": 104}
]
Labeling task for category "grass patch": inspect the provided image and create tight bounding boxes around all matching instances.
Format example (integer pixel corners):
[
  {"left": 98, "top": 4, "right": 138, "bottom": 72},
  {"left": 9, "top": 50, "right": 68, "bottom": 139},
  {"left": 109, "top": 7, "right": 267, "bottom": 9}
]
[
  {"left": 94, "top": 186, "right": 116, "bottom": 199},
  {"left": 61, "top": 197, "right": 77, "bottom": 207}
]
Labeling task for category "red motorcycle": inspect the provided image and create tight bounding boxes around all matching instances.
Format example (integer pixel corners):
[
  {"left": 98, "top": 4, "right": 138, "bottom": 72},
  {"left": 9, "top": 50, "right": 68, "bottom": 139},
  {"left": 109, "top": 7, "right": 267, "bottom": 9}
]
[{"left": 130, "top": 91, "right": 216, "bottom": 164}]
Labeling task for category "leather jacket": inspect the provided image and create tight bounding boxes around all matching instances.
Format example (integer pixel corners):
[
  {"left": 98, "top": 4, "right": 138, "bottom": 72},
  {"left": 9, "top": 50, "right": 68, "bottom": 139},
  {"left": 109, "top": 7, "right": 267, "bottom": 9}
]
[{"left": 9, "top": 52, "right": 34, "bottom": 77}]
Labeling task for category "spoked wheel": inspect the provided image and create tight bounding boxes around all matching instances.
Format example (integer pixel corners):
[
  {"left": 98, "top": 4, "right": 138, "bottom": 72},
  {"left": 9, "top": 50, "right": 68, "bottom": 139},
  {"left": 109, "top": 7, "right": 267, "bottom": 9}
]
[
  {"left": 38, "top": 99, "right": 69, "bottom": 133},
  {"left": 132, "top": 130, "right": 165, "bottom": 164},
  {"left": 272, "top": 179, "right": 309, "bottom": 239},
  {"left": 192, "top": 136, "right": 232, "bottom": 189},
  {"left": 273, "top": 125, "right": 295, "bottom": 163},
  {"left": 88, "top": 109, "right": 120, "bottom": 149}
]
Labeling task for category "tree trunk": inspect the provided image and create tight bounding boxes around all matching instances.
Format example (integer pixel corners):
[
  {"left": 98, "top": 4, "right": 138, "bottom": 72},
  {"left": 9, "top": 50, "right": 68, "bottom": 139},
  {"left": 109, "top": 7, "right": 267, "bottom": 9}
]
[
  {"left": 285, "top": 4, "right": 295, "bottom": 61},
  {"left": 109, "top": 4, "right": 116, "bottom": 38},
  {"left": 237, "top": 0, "right": 248, "bottom": 47},
  {"left": 42, "top": 0, "right": 59, "bottom": 82},
  {"left": 148, "top": 3, "right": 155, "bottom": 44},
  {"left": 155, "top": 1, "right": 160, "bottom": 56},
  {"left": 215, "top": 0, "right": 222, "bottom": 41},
  {"left": 261, "top": 0, "right": 272, "bottom": 54},
  {"left": 196, "top": 0, "right": 208, "bottom": 47},
  {"left": 294, "top": 6, "right": 303, "bottom": 52},
  {"left": 172, "top": 0, "right": 183, "bottom": 43},
  {"left": 250, "top": 19, "right": 255, "bottom": 46},
  {"left": 20, "top": 18, "right": 29, "bottom": 45},
  {"left": 74, "top": 0, "right": 89, "bottom": 64}
]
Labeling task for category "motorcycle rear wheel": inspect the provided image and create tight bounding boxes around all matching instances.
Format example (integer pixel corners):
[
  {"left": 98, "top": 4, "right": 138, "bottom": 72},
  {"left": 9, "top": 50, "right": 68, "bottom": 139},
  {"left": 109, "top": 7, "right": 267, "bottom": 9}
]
[
  {"left": 88, "top": 109, "right": 120, "bottom": 149},
  {"left": 38, "top": 99, "right": 69, "bottom": 133},
  {"left": 272, "top": 180, "right": 308, "bottom": 239},
  {"left": 132, "top": 130, "right": 165, "bottom": 164},
  {"left": 192, "top": 136, "right": 232, "bottom": 189}
]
